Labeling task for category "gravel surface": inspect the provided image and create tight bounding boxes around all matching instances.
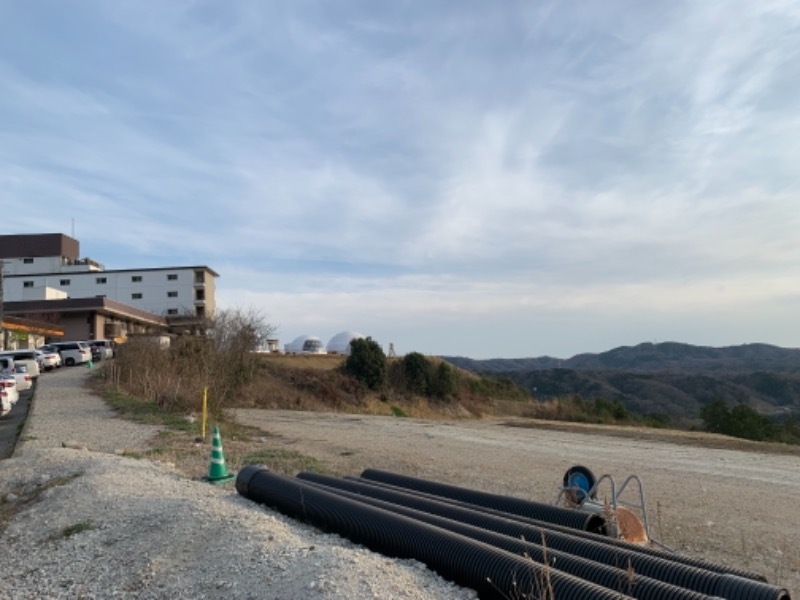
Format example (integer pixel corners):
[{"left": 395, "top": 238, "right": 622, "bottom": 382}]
[
  {"left": 1, "top": 368, "right": 798, "bottom": 599},
  {"left": 0, "top": 369, "right": 475, "bottom": 600}
]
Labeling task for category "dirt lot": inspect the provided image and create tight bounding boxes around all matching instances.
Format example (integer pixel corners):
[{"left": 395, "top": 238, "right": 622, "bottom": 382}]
[{"left": 235, "top": 409, "right": 800, "bottom": 596}]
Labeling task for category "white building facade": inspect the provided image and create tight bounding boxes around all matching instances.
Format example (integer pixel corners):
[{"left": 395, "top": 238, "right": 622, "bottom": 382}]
[{"left": 1, "top": 234, "right": 218, "bottom": 319}]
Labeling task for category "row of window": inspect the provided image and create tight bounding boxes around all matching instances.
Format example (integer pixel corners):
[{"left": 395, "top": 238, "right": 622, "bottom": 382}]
[
  {"left": 131, "top": 291, "right": 179, "bottom": 299},
  {"left": 131, "top": 290, "right": 205, "bottom": 300},
  {"left": 22, "top": 273, "right": 183, "bottom": 287},
  {"left": 165, "top": 307, "right": 205, "bottom": 316},
  {"left": 22, "top": 279, "right": 204, "bottom": 302},
  {"left": 18, "top": 266, "right": 203, "bottom": 284}
]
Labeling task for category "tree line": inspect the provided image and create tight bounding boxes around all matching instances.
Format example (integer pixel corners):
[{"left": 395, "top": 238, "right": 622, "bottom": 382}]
[{"left": 701, "top": 399, "right": 800, "bottom": 444}]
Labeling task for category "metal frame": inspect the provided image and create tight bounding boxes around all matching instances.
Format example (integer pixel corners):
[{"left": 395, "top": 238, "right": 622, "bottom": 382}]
[{"left": 555, "top": 472, "right": 674, "bottom": 551}]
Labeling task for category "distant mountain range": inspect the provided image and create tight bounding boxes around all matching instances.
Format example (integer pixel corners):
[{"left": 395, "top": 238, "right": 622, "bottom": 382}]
[{"left": 441, "top": 342, "right": 800, "bottom": 422}]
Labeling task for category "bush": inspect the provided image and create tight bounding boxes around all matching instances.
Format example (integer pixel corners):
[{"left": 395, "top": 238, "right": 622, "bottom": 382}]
[
  {"left": 701, "top": 399, "right": 776, "bottom": 442},
  {"left": 108, "top": 308, "right": 275, "bottom": 421},
  {"left": 430, "top": 362, "right": 458, "bottom": 400},
  {"left": 343, "top": 337, "right": 387, "bottom": 390},
  {"left": 402, "top": 352, "right": 431, "bottom": 395}
]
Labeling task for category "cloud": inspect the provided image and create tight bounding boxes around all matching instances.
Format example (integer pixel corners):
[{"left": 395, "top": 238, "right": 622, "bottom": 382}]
[{"left": 2, "top": 1, "right": 799, "bottom": 356}]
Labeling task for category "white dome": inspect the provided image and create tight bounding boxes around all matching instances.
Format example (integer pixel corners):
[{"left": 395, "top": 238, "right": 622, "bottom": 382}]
[
  {"left": 326, "top": 331, "right": 365, "bottom": 355},
  {"left": 285, "top": 335, "right": 327, "bottom": 354}
]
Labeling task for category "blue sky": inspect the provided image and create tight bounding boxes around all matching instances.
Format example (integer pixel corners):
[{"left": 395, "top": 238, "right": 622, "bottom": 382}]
[{"left": 2, "top": 1, "right": 799, "bottom": 359}]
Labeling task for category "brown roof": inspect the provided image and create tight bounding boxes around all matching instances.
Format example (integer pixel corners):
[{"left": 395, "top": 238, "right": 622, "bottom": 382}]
[{"left": 3, "top": 297, "right": 167, "bottom": 327}]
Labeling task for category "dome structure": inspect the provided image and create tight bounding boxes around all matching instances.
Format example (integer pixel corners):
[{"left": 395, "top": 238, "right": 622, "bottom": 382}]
[
  {"left": 326, "top": 331, "right": 365, "bottom": 355},
  {"left": 285, "top": 335, "right": 327, "bottom": 354}
]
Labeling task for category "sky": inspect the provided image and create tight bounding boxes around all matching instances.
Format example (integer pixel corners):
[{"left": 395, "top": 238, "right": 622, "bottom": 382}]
[{"left": 2, "top": 1, "right": 799, "bottom": 359}]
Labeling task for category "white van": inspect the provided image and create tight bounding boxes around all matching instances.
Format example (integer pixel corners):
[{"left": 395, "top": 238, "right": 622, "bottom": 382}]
[
  {"left": 0, "top": 350, "right": 41, "bottom": 379},
  {"left": 45, "top": 341, "right": 92, "bottom": 366}
]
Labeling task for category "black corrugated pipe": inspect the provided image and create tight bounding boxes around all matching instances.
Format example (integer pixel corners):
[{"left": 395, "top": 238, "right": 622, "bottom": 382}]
[
  {"left": 347, "top": 474, "right": 619, "bottom": 537},
  {"left": 714, "top": 574, "right": 792, "bottom": 600},
  {"left": 348, "top": 474, "right": 767, "bottom": 583},
  {"left": 298, "top": 472, "right": 790, "bottom": 600},
  {"left": 236, "top": 466, "right": 632, "bottom": 600},
  {"left": 361, "top": 467, "right": 605, "bottom": 534},
  {"left": 298, "top": 477, "right": 711, "bottom": 600}
]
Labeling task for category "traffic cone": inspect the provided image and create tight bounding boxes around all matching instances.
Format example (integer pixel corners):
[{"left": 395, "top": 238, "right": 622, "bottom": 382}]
[{"left": 203, "top": 426, "right": 235, "bottom": 484}]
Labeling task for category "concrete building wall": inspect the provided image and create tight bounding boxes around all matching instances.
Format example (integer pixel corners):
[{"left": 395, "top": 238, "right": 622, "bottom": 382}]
[
  {"left": 4, "top": 267, "right": 216, "bottom": 318},
  {"left": 2, "top": 256, "right": 67, "bottom": 275}
]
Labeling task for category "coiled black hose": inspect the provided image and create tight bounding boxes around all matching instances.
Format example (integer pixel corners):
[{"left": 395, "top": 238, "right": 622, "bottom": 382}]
[
  {"left": 236, "top": 466, "right": 632, "bottom": 600},
  {"left": 299, "top": 472, "right": 790, "bottom": 600}
]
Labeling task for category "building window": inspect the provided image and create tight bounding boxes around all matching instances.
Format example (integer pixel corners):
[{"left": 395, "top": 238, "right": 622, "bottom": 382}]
[
  {"left": 167, "top": 291, "right": 178, "bottom": 298},
  {"left": 131, "top": 275, "right": 142, "bottom": 282},
  {"left": 132, "top": 293, "right": 142, "bottom": 300},
  {"left": 23, "top": 281, "right": 34, "bottom": 288},
  {"left": 23, "top": 258, "right": 34, "bottom": 264},
  {"left": 167, "top": 309, "right": 179, "bottom": 315},
  {"left": 195, "top": 289, "right": 205, "bottom": 301},
  {"left": 96, "top": 277, "right": 107, "bottom": 284},
  {"left": 196, "top": 306, "right": 205, "bottom": 318},
  {"left": 167, "top": 274, "right": 178, "bottom": 281},
  {"left": 194, "top": 271, "right": 204, "bottom": 284},
  {"left": 60, "top": 279, "right": 71, "bottom": 286}
]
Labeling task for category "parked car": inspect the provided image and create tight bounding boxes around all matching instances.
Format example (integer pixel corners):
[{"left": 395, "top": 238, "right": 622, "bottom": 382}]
[
  {"left": 36, "top": 348, "right": 62, "bottom": 370},
  {"left": 44, "top": 341, "right": 92, "bottom": 366},
  {"left": 0, "top": 350, "right": 41, "bottom": 379},
  {"left": 13, "top": 363, "right": 33, "bottom": 392},
  {"left": 0, "top": 373, "right": 19, "bottom": 407},
  {"left": 0, "top": 385, "right": 11, "bottom": 417},
  {"left": 87, "top": 339, "right": 115, "bottom": 360}
]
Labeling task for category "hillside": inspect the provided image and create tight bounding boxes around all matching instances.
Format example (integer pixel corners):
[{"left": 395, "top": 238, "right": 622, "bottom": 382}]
[
  {"left": 443, "top": 342, "right": 800, "bottom": 374},
  {"left": 441, "top": 342, "right": 800, "bottom": 422}
]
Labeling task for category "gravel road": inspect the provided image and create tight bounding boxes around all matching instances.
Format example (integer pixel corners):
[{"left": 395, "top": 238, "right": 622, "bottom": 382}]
[
  {"left": 235, "top": 409, "right": 800, "bottom": 597},
  {"left": 1, "top": 367, "right": 797, "bottom": 598}
]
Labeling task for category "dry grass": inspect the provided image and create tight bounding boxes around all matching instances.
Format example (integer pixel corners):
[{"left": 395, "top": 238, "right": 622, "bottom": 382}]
[{"left": 256, "top": 353, "right": 346, "bottom": 371}]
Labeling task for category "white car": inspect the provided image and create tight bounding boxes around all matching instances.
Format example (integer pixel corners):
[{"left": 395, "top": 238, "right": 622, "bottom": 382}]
[
  {"left": 0, "top": 350, "right": 40, "bottom": 379},
  {"left": 14, "top": 363, "right": 33, "bottom": 392},
  {"left": 36, "top": 348, "right": 62, "bottom": 370},
  {"left": 87, "top": 339, "right": 115, "bottom": 360},
  {"left": 0, "top": 389, "right": 10, "bottom": 416},
  {"left": 45, "top": 341, "right": 92, "bottom": 366},
  {"left": 0, "top": 373, "right": 19, "bottom": 408}
]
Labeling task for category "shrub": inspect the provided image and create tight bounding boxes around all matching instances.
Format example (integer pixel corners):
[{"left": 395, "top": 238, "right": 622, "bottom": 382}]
[
  {"left": 108, "top": 308, "right": 275, "bottom": 421},
  {"left": 701, "top": 399, "right": 776, "bottom": 442},
  {"left": 402, "top": 352, "right": 431, "bottom": 395},
  {"left": 342, "top": 337, "right": 387, "bottom": 390},
  {"left": 430, "top": 362, "right": 458, "bottom": 400}
]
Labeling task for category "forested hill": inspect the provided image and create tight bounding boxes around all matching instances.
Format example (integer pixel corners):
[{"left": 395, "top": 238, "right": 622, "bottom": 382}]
[
  {"left": 442, "top": 342, "right": 800, "bottom": 375},
  {"left": 441, "top": 343, "right": 800, "bottom": 420}
]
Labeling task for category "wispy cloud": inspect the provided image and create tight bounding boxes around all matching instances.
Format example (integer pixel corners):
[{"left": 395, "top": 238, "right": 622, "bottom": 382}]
[{"left": 2, "top": 0, "right": 799, "bottom": 356}]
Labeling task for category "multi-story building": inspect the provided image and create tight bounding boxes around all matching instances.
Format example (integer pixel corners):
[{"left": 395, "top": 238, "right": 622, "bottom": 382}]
[{"left": 0, "top": 233, "right": 218, "bottom": 345}]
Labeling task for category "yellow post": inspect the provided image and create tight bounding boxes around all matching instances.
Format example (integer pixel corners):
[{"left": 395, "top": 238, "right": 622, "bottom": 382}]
[{"left": 202, "top": 387, "right": 208, "bottom": 440}]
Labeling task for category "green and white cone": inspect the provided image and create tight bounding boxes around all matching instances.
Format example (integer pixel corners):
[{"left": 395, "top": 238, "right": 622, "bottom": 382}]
[{"left": 204, "top": 426, "right": 234, "bottom": 484}]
